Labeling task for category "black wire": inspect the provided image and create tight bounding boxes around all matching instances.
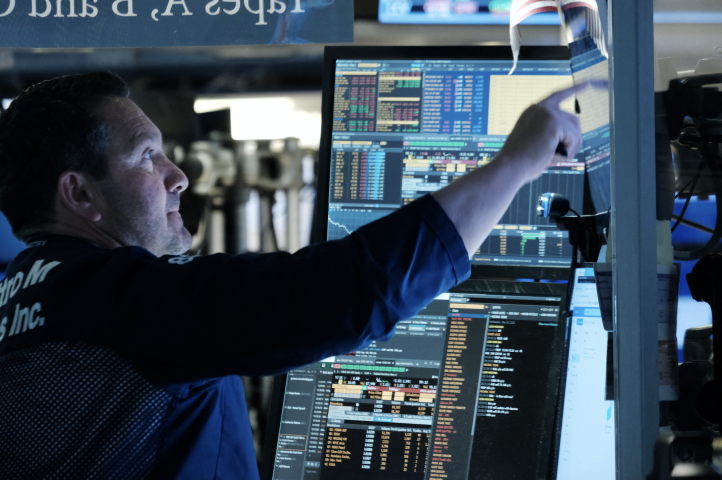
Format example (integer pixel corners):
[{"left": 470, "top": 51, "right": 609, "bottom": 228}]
[
  {"left": 670, "top": 154, "right": 707, "bottom": 232},
  {"left": 568, "top": 207, "right": 592, "bottom": 262},
  {"left": 675, "top": 176, "right": 697, "bottom": 199},
  {"left": 671, "top": 161, "right": 704, "bottom": 232},
  {"left": 569, "top": 207, "right": 595, "bottom": 236},
  {"left": 674, "top": 159, "right": 706, "bottom": 200}
]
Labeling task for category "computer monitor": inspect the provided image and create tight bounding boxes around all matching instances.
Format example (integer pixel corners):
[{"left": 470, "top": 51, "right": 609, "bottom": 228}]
[
  {"left": 261, "top": 280, "right": 567, "bottom": 480},
  {"left": 570, "top": 37, "right": 611, "bottom": 215},
  {"left": 313, "top": 46, "right": 586, "bottom": 275},
  {"left": 378, "top": 0, "right": 561, "bottom": 25},
  {"left": 552, "top": 267, "right": 615, "bottom": 480}
]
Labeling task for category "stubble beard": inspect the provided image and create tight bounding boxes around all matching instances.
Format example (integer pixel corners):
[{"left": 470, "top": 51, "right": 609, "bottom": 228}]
[{"left": 101, "top": 183, "right": 191, "bottom": 257}]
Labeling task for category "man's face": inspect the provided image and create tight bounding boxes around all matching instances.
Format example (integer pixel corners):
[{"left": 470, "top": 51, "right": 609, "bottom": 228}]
[{"left": 92, "top": 97, "right": 192, "bottom": 256}]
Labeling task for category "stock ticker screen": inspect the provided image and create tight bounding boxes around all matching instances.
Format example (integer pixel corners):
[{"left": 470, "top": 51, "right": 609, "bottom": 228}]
[
  {"left": 324, "top": 57, "right": 586, "bottom": 266},
  {"left": 570, "top": 38, "right": 611, "bottom": 215},
  {"left": 270, "top": 290, "right": 563, "bottom": 480}
]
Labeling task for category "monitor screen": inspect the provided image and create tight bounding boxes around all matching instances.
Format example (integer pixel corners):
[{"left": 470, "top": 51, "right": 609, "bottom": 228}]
[
  {"left": 319, "top": 47, "right": 585, "bottom": 268},
  {"left": 378, "top": 0, "right": 561, "bottom": 25},
  {"left": 553, "top": 268, "right": 615, "bottom": 480},
  {"left": 571, "top": 37, "right": 611, "bottom": 214},
  {"left": 264, "top": 283, "right": 566, "bottom": 480}
]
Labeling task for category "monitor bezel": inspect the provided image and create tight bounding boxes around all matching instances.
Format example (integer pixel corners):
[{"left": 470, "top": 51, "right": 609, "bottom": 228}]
[
  {"left": 260, "top": 277, "right": 569, "bottom": 480},
  {"left": 312, "top": 45, "right": 574, "bottom": 280}
]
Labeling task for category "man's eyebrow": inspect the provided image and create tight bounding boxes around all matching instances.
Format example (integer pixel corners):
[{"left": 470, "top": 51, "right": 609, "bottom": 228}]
[{"left": 130, "top": 130, "right": 163, "bottom": 152}]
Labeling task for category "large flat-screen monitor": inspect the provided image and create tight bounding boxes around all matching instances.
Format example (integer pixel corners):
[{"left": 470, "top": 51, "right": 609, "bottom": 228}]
[
  {"left": 312, "top": 46, "right": 586, "bottom": 277},
  {"left": 261, "top": 280, "right": 568, "bottom": 480},
  {"left": 552, "top": 267, "right": 615, "bottom": 480},
  {"left": 378, "top": 0, "right": 561, "bottom": 25}
]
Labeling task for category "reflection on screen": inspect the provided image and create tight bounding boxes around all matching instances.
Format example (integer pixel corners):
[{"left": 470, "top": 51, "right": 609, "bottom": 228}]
[
  {"left": 327, "top": 57, "right": 586, "bottom": 266},
  {"left": 571, "top": 37, "right": 611, "bottom": 214}
]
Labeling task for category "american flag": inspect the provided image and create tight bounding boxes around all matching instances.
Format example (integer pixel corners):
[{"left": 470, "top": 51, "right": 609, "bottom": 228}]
[{"left": 509, "top": 0, "right": 608, "bottom": 74}]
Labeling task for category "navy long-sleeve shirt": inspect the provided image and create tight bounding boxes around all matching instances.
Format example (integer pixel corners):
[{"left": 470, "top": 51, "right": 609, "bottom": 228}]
[{"left": 0, "top": 194, "right": 470, "bottom": 479}]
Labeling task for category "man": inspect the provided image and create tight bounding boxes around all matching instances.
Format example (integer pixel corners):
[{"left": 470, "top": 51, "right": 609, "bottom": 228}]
[{"left": 0, "top": 72, "right": 584, "bottom": 479}]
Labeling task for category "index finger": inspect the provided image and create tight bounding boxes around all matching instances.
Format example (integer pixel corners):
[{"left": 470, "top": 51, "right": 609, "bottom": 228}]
[{"left": 539, "top": 80, "right": 591, "bottom": 108}]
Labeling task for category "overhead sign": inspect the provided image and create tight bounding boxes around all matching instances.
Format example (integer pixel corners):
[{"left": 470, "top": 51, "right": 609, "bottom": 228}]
[{"left": 0, "top": 0, "right": 353, "bottom": 47}]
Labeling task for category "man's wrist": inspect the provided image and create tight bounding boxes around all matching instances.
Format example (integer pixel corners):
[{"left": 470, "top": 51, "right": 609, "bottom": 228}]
[{"left": 489, "top": 151, "right": 530, "bottom": 191}]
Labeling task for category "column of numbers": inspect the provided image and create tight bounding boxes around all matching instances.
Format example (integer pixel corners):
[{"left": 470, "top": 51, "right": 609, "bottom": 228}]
[{"left": 380, "top": 430, "right": 390, "bottom": 470}]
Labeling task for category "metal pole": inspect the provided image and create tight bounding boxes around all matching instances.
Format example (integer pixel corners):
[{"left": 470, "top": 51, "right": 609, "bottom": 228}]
[
  {"left": 608, "top": 0, "right": 659, "bottom": 478},
  {"left": 287, "top": 186, "right": 301, "bottom": 253}
]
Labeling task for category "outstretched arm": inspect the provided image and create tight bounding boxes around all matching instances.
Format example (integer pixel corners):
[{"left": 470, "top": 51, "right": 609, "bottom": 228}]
[{"left": 432, "top": 83, "right": 588, "bottom": 258}]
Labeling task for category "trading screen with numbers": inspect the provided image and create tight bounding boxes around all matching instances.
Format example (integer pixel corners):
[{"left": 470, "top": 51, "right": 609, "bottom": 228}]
[
  {"left": 270, "top": 289, "right": 564, "bottom": 480},
  {"left": 325, "top": 57, "right": 585, "bottom": 266}
]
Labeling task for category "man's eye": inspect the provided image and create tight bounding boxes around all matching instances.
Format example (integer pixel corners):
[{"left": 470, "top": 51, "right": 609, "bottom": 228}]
[{"left": 143, "top": 151, "right": 153, "bottom": 160}]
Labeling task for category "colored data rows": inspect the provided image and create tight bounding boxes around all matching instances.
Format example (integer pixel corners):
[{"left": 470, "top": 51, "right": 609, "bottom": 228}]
[
  {"left": 331, "top": 363, "right": 406, "bottom": 372},
  {"left": 405, "top": 141, "right": 465, "bottom": 147}
]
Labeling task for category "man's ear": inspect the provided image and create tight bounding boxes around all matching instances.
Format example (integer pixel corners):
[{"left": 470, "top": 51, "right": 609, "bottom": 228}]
[{"left": 56, "top": 171, "right": 102, "bottom": 222}]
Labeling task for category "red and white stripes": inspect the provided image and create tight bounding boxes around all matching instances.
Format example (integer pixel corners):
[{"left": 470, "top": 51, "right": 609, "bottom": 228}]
[
  {"left": 509, "top": 0, "right": 608, "bottom": 74},
  {"left": 511, "top": 0, "right": 559, "bottom": 27}
]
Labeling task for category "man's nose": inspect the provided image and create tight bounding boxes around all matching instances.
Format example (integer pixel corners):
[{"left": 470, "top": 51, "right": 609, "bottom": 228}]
[{"left": 164, "top": 156, "right": 189, "bottom": 193}]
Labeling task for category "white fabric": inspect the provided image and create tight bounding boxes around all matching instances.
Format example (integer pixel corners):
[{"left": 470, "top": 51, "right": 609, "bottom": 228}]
[{"left": 509, "top": 0, "right": 608, "bottom": 75}]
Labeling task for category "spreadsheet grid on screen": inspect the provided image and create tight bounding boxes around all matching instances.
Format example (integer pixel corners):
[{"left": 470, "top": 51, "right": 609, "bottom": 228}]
[
  {"left": 269, "top": 286, "right": 567, "bottom": 480},
  {"left": 326, "top": 57, "right": 585, "bottom": 267}
]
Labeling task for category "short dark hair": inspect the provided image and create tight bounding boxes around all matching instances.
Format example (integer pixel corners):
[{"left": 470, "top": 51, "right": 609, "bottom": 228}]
[{"left": 0, "top": 71, "right": 130, "bottom": 238}]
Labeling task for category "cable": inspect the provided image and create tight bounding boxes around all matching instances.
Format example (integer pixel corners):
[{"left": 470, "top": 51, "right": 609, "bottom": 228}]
[
  {"left": 671, "top": 158, "right": 706, "bottom": 236},
  {"left": 568, "top": 207, "right": 593, "bottom": 262},
  {"left": 675, "top": 173, "right": 698, "bottom": 199},
  {"left": 671, "top": 214, "right": 715, "bottom": 234},
  {"left": 673, "top": 144, "right": 722, "bottom": 261},
  {"left": 672, "top": 178, "right": 697, "bottom": 232},
  {"left": 568, "top": 207, "right": 582, "bottom": 219},
  {"left": 671, "top": 160, "right": 705, "bottom": 232}
]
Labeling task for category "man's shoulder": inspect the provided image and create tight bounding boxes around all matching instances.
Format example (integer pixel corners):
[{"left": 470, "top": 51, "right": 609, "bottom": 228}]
[
  {"left": 14, "top": 234, "right": 155, "bottom": 263},
  {"left": 1, "top": 235, "right": 165, "bottom": 295}
]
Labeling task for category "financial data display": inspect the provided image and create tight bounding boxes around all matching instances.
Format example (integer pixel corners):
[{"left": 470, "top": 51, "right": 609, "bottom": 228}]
[
  {"left": 431, "top": 293, "right": 563, "bottom": 480},
  {"left": 270, "top": 289, "right": 563, "bottom": 480},
  {"left": 571, "top": 38, "right": 611, "bottom": 214},
  {"left": 327, "top": 58, "right": 585, "bottom": 266},
  {"left": 378, "top": 0, "right": 561, "bottom": 25},
  {"left": 554, "top": 268, "right": 615, "bottom": 480}
]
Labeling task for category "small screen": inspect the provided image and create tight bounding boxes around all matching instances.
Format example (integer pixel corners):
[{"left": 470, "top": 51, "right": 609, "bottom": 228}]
[
  {"left": 378, "top": 0, "right": 561, "bottom": 25},
  {"left": 327, "top": 57, "right": 585, "bottom": 266},
  {"left": 269, "top": 289, "right": 563, "bottom": 480},
  {"left": 554, "top": 268, "right": 615, "bottom": 480}
]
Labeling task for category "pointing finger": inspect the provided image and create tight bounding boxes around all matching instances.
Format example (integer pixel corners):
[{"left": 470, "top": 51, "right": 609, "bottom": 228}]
[
  {"left": 539, "top": 81, "right": 590, "bottom": 108},
  {"left": 539, "top": 79, "right": 609, "bottom": 109}
]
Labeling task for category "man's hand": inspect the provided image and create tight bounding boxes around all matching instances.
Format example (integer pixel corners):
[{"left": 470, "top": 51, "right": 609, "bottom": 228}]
[
  {"left": 497, "top": 82, "right": 587, "bottom": 185},
  {"left": 432, "top": 82, "right": 600, "bottom": 259}
]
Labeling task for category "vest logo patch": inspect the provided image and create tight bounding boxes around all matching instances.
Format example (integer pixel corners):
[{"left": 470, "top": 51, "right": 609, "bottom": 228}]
[{"left": 169, "top": 256, "right": 194, "bottom": 265}]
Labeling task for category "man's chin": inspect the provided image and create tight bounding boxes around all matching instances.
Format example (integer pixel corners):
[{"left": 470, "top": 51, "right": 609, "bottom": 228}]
[{"left": 165, "top": 227, "right": 193, "bottom": 256}]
